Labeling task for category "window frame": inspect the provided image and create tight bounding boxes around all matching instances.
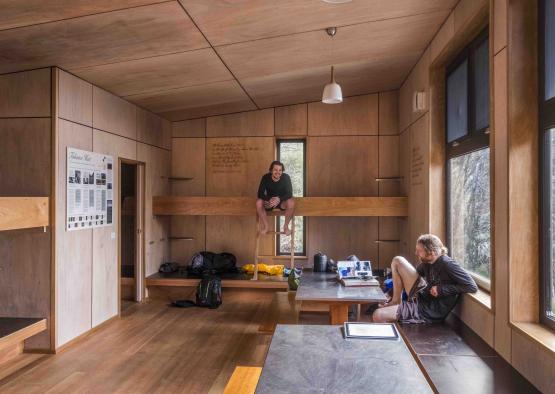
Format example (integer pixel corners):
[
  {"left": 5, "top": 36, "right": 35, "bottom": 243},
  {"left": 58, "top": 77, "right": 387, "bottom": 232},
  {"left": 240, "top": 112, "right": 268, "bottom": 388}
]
[
  {"left": 539, "top": 0, "right": 555, "bottom": 331},
  {"left": 276, "top": 139, "right": 306, "bottom": 256},
  {"left": 445, "top": 28, "right": 492, "bottom": 290}
]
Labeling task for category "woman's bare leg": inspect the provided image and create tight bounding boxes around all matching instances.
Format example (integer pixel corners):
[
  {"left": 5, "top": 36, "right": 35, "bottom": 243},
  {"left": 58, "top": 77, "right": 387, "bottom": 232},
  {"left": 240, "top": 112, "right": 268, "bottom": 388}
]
[{"left": 372, "top": 305, "right": 399, "bottom": 323}]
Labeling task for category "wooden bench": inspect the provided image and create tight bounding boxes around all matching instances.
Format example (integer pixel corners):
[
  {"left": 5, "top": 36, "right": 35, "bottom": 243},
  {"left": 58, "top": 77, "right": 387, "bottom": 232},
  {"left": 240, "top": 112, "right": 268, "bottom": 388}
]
[
  {"left": 399, "top": 314, "right": 539, "bottom": 393},
  {"left": 223, "top": 366, "right": 262, "bottom": 394},
  {"left": 258, "top": 292, "right": 299, "bottom": 334}
]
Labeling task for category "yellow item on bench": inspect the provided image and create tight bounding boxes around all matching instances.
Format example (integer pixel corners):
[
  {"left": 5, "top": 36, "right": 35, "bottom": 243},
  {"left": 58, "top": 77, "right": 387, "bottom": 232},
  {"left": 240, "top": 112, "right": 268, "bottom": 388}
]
[{"left": 242, "top": 264, "right": 284, "bottom": 276}]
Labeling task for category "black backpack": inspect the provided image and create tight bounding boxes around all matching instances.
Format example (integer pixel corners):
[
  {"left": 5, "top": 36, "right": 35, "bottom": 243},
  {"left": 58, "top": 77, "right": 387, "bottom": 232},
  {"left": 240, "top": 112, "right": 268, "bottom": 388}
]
[
  {"left": 171, "top": 271, "right": 222, "bottom": 309},
  {"left": 195, "top": 273, "right": 222, "bottom": 309}
]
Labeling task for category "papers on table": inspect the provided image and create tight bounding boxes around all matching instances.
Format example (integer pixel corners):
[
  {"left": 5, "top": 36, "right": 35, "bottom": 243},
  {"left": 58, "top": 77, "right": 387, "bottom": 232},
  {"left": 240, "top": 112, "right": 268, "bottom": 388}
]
[{"left": 344, "top": 323, "right": 399, "bottom": 340}]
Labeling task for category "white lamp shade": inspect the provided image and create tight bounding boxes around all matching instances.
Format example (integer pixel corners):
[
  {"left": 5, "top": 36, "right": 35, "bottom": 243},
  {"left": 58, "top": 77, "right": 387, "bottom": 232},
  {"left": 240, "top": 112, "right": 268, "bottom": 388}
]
[{"left": 322, "top": 81, "right": 343, "bottom": 104}]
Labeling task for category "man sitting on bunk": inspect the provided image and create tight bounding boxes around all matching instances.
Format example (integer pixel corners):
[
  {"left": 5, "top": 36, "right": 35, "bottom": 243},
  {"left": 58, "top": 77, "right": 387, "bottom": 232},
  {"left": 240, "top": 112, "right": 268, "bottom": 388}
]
[
  {"left": 373, "top": 234, "right": 477, "bottom": 324},
  {"left": 256, "top": 160, "right": 295, "bottom": 235}
]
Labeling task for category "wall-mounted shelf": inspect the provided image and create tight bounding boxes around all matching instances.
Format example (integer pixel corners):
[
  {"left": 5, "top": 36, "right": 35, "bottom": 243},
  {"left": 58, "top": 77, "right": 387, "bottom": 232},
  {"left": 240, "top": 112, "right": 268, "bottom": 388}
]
[
  {"left": 153, "top": 196, "right": 408, "bottom": 217},
  {"left": 374, "top": 239, "right": 401, "bottom": 243},
  {"left": 163, "top": 176, "right": 194, "bottom": 181},
  {"left": 169, "top": 237, "right": 195, "bottom": 241},
  {"left": 0, "top": 197, "right": 49, "bottom": 232},
  {"left": 375, "top": 177, "right": 403, "bottom": 182}
]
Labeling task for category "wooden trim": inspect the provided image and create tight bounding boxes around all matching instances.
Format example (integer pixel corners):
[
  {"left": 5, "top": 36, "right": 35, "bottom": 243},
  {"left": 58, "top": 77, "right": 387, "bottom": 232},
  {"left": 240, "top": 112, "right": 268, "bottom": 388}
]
[
  {"left": 146, "top": 278, "right": 288, "bottom": 290},
  {"left": 0, "top": 319, "right": 47, "bottom": 353},
  {"left": 0, "top": 197, "right": 49, "bottom": 231},
  {"left": 54, "top": 315, "right": 118, "bottom": 354},
  {"left": 51, "top": 66, "right": 58, "bottom": 351},
  {"left": 153, "top": 196, "right": 408, "bottom": 217}
]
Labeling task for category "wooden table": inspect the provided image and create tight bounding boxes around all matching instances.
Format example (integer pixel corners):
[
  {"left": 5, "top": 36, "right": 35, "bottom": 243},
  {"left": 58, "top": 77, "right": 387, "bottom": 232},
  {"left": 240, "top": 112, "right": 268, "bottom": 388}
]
[
  {"left": 295, "top": 272, "right": 387, "bottom": 324},
  {"left": 255, "top": 325, "right": 433, "bottom": 394}
]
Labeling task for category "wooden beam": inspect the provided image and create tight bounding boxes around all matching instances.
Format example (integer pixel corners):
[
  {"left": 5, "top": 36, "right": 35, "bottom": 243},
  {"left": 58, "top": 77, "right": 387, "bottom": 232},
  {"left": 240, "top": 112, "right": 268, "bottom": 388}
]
[
  {"left": 153, "top": 196, "right": 408, "bottom": 217},
  {"left": 0, "top": 197, "right": 49, "bottom": 231}
]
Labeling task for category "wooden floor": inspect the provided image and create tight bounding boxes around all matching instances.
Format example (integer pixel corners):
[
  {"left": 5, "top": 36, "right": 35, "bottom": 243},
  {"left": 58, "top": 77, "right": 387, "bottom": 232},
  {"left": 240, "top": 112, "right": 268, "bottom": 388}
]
[{"left": 0, "top": 290, "right": 276, "bottom": 393}]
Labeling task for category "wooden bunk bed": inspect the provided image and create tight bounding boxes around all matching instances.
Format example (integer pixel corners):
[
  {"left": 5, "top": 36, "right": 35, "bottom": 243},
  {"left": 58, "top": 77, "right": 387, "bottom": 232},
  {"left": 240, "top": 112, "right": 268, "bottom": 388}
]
[
  {"left": 149, "top": 196, "right": 408, "bottom": 290},
  {"left": 0, "top": 197, "right": 49, "bottom": 370}
]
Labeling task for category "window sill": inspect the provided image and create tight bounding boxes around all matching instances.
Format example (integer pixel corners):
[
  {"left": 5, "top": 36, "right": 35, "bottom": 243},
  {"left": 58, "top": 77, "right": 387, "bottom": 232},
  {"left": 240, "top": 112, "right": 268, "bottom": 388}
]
[
  {"left": 511, "top": 322, "right": 555, "bottom": 353},
  {"left": 259, "top": 255, "right": 308, "bottom": 260},
  {"left": 463, "top": 288, "right": 491, "bottom": 310}
]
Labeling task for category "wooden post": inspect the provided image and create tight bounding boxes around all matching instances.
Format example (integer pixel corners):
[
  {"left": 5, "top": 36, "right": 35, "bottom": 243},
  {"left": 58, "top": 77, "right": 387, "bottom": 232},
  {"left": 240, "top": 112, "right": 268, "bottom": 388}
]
[
  {"left": 289, "top": 216, "right": 295, "bottom": 270},
  {"left": 253, "top": 217, "right": 260, "bottom": 281}
]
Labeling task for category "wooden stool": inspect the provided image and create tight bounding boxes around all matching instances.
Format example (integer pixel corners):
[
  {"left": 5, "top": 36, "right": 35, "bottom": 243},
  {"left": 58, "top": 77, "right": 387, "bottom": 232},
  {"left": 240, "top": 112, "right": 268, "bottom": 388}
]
[{"left": 223, "top": 366, "right": 262, "bottom": 394}]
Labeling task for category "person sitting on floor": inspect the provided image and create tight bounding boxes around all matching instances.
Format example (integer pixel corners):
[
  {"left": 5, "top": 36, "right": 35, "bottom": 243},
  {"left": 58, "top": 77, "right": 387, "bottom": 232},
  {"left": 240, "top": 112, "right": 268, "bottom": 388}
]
[
  {"left": 373, "top": 234, "right": 477, "bottom": 324},
  {"left": 256, "top": 160, "right": 295, "bottom": 235}
]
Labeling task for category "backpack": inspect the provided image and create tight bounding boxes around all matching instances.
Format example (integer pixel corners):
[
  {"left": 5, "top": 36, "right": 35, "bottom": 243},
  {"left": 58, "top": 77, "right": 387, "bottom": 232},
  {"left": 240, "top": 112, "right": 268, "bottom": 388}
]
[
  {"left": 195, "top": 273, "right": 222, "bottom": 309},
  {"left": 171, "top": 271, "right": 222, "bottom": 309}
]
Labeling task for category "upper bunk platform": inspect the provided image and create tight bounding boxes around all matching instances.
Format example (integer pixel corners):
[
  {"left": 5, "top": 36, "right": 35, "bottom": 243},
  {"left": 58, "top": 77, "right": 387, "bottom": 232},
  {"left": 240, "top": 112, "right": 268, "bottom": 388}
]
[
  {"left": 0, "top": 197, "right": 49, "bottom": 231},
  {"left": 153, "top": 196, "right": 408, "bottom": 217}
]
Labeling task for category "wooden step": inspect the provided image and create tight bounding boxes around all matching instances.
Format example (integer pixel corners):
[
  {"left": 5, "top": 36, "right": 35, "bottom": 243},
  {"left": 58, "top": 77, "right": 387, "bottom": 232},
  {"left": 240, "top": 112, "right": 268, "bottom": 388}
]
[{"left": 223, "top": 366, "right": 262, "bottom": 394}]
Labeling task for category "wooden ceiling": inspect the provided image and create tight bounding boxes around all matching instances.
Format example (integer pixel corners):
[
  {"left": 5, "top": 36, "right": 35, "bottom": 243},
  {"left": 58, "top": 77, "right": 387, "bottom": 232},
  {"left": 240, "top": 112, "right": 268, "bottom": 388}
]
[{"left": 0, "top": 0, "right": 458, "bottom": 121}]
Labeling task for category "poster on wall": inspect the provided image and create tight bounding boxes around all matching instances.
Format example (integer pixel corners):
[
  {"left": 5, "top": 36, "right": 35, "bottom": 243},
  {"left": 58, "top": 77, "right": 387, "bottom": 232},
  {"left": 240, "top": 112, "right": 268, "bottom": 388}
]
[{"left": 67, "top": 147, "right": 114, "bottom": 231}]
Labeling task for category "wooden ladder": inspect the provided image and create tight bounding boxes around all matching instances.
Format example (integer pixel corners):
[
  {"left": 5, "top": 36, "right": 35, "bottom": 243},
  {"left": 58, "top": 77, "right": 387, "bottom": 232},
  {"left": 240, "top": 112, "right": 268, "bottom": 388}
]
[{"left": 252, "top": 215, "right": 295, "bottom": 280}]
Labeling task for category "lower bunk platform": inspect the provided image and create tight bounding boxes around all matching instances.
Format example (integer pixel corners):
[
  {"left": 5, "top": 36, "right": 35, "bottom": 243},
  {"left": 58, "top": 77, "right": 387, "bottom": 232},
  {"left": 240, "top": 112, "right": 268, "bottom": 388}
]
[{"left": 146, "top": 271, "right": 289, "bottom": 290}]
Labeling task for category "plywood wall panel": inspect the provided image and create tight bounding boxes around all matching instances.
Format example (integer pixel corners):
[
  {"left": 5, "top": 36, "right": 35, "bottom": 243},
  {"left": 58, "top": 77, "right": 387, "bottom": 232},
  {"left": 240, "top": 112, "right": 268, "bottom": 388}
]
[
  {"left": 91, "top": 130, "right": 136, "bottom": 328},
  {"left": 58, "top": 69, "right": 92, "bottom": 126},
  {"left": 275, "top": 104, "right": 307, "bottom": 136},
  {"left": 172, "top": 119, "right": 206, "bottom": 138},
  {"left": 399, "top": 48, "right": 430, "bottom": 132},
  {"left": 308, "top": 217, "right": 378, "bottom": 266},
  {"left": 378, "top": 242, "right": 400, "bottom": 270},
  {"left": 137, "top": 107, "right": 166, "bottom": 149},
  {"left": 206, "top": 216, "right": 257, "bottom": 265},
  {"left": 379, "top": 135, "right": 400, "bottom": 178},
  {"left": 399, "top": 129, "right": 411, "bottom": 197},
  {"left": 171, "top": 138, "right": 205, "bottom": 197},
  {"left": 378, "top": 91, "right": 399, "bottom": 135},
  {"left": 0, "top": 68, "right": 51, "bottom": 118},
  {"left": 408, "top": 114, "right": 430, "bottom": 264},
  {"left": 307, "top": 94, "right": 378, "bottom": 135},
  {"left": 307, "top": 136, "right": 378, "bottom": 197},
  {"left": 138, "top": 143, "right": 171, "bottom": 276},
  {"left": 56, "top": 119, "right": 93, "bottom": 347},
  {"left": 206, "top": 109, "right": 274, "bottom": 137},
  {"left": 93, "top": 87, "right": 136, "bottom": 140},
  {"left": 511, "top": 329, "right": 555, "bottom": 394},
  {"left": 378, "top": 182, "right": 401, "bottom": 197},
  {"left": 0, "top": 118, "right": 51, "bottom": 196},
  {"left": 170, "top": 216, "right": 206, "bottom": 264},
  {"left": 206, "top": 137, "right": 274, "bottom": 197},
  {"left": 452, "top": 298, "right": 494, "bottom": 347}
]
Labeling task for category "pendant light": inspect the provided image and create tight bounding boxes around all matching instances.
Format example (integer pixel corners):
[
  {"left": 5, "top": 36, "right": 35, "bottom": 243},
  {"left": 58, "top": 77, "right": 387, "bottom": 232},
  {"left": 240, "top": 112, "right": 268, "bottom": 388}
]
[{"left": 322, "top": 27, "right": 343, "bottom": 104}]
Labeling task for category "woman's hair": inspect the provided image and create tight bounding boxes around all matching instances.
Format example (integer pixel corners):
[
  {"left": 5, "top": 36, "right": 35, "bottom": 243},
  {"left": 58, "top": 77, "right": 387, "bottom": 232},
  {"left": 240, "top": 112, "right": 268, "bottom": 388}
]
[
  {"left": 269, "top": 160, "right": 285, "bottom": 172},
  {"left": 417, "top": 234, "right": 448, "bottom": 256}
]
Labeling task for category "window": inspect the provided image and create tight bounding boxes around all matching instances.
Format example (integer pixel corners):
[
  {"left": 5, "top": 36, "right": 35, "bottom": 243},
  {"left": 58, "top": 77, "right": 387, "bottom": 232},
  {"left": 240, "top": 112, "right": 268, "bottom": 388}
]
[
  {"left": 540, "top": 0, "right": 555, "bottom": 330},
  {"left": 446, "top": 29, "right": 491, "bottom": 289},
  {"left": 276, "top": 140, "right": 306, "bottom": 255}
]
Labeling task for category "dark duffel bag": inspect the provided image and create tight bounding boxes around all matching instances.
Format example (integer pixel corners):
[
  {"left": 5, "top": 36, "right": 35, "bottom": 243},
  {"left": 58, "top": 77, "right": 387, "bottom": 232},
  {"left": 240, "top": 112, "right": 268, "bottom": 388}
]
[{"left": 187, "top": 251, "right": 237, "bottom": 276}]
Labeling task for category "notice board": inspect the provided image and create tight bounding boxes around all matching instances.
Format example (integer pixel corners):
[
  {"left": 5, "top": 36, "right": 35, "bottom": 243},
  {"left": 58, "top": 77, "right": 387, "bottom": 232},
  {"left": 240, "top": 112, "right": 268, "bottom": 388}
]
[{"left": 66, "top": 147, "right": 113, "bottom": 231}]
